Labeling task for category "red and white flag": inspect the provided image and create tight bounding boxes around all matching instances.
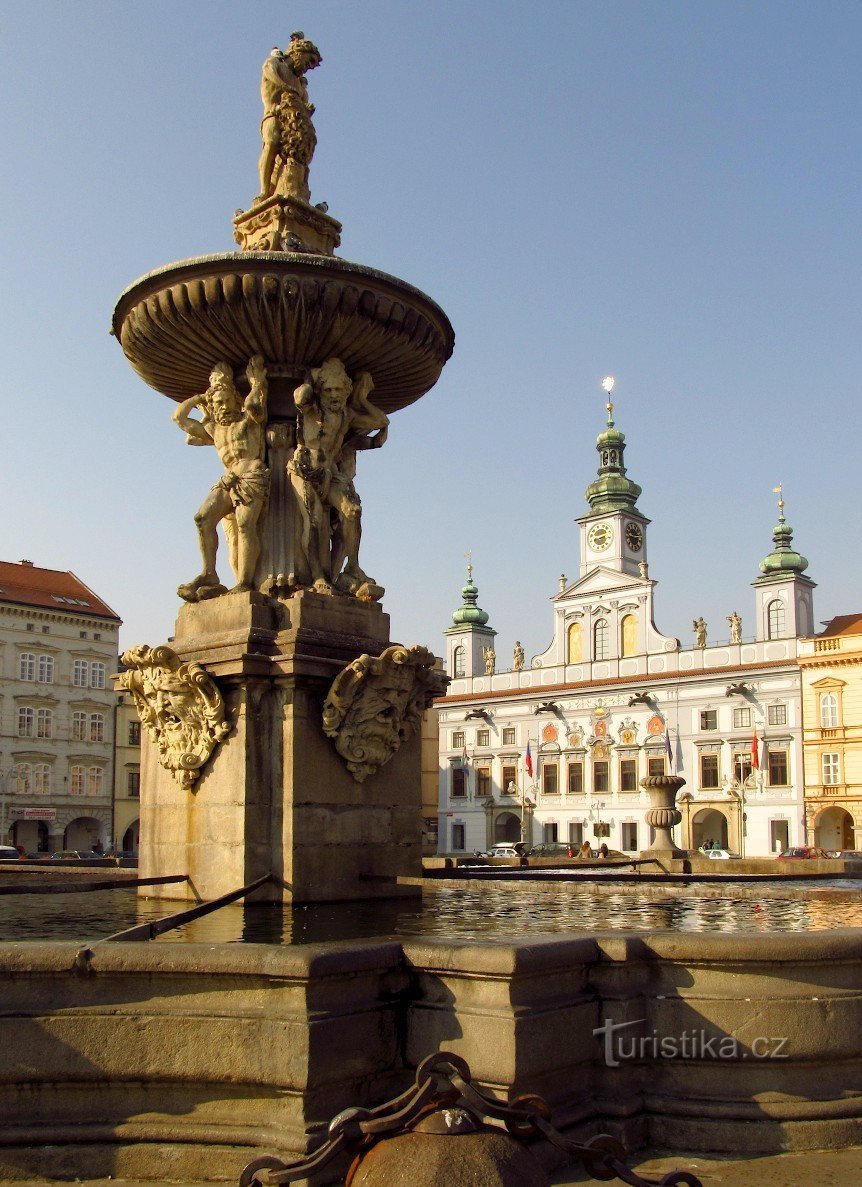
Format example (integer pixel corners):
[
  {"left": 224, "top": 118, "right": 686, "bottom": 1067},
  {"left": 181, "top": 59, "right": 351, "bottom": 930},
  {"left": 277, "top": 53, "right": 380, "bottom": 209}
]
[{"left": 525, "top": 740, "right": 533, "bottom": 778}]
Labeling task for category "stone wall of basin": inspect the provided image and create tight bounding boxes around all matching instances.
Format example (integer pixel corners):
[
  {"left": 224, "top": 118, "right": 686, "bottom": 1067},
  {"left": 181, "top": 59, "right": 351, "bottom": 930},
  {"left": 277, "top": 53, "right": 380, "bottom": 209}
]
[{"left": 0, "top": 930, "right": 860, "bottom": 1180}]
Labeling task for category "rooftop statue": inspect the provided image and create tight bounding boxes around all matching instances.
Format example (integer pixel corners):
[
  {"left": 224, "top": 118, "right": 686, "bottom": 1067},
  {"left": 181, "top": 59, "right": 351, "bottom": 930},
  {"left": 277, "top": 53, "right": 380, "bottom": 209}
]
[
  {"left": 173, "top": 356, "right": 269, "bottom": 602},
  {"left": 258, "top": 33, "right": 321, "bottom": 204}
]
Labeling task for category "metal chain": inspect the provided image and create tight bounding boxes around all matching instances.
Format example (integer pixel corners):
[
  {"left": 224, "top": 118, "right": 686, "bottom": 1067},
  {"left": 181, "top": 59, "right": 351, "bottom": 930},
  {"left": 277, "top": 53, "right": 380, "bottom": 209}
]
[{"left": 238, "top": 1051, "right": 703, "bottom": 1187}]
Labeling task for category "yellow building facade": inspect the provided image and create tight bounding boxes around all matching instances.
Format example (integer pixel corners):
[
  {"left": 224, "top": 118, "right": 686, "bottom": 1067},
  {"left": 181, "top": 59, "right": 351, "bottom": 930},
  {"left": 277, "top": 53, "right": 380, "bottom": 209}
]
[{"left": 799, "top": 614, "right": 862, "bottom": 851}]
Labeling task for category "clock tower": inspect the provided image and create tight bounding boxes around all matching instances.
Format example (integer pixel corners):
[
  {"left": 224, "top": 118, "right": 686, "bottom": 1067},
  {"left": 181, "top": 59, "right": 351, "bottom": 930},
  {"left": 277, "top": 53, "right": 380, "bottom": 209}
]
[{"left": 577, "top": 384, "right": 650, "bottom": 578}]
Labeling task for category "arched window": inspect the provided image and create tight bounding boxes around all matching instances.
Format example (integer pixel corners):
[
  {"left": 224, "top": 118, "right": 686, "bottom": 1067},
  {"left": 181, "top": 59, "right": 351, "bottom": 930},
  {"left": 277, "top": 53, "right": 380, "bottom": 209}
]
[
  {"left": 820, "top": 693, "right": 839, "bottom": 728},
  {"left": 453, "top": 646, "right": 465, "bottom": 678},
  {"left": 38, "top": 654, "right": 54, "bottom": 682},
  {"left": 19, "top": 653, "right": 36, "bottom": 681},
  {"left": 620, "top": 614, "right": 637, "bottom": 657},
  {"left": 594, "top": 619, "right": 610, "bottom": 661},
  {"left": 567, "top": 622, "right": 582, "bottom": 663},
  {"left": 72, "top": 712, "right": 88, "bottom": 741},
  {"left": 89, "top": 713, "right": 105, "bottom": 743},
  {"left": 767, "top": 599, "right": 785, "bottom": 640}
]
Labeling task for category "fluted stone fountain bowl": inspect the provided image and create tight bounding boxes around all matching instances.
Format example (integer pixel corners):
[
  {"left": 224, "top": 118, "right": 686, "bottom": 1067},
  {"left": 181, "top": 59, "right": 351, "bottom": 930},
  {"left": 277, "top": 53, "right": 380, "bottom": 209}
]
[{"left": 112, "top": 252, "right": 455, "bottom": 413}]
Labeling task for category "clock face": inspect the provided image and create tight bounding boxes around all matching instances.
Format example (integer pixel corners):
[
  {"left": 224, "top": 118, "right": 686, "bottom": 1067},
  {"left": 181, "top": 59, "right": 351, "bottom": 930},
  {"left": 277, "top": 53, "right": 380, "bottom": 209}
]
[
  {"left": 588, "top": 522, "right": 613, "bottom": 552},
  {"left": 625, "top": 522, "right": 644, "bottom": 552}
]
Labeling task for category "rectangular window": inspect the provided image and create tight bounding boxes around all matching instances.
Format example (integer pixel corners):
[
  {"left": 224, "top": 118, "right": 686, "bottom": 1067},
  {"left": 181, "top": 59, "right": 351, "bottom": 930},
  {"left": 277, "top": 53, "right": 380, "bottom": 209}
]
[
  {"left": 568, "top": 821, "right": 584, "bottom": 846},
  {"left": 619, "top": 758, "right": 637, "bottom": 792},
  {"left": 128, "top": 721, "right": 142, "bottom": 746},
  {"left": 17, "top": 707, "right": 34, "bottom": 737},
  {"left": 767, "top": 749, "right": 788, "bottom": 786},
  {"left": 733, "top": 707, "right": 751, "bottom": 729},
  {"left": 733, "top": 752, "right": 752, "bottom": 784},
  {"left": 621, "top": 822, "right": 638, "bottom": 852},
  {"left": 567, "top": 761, "right": 584, "bottom": 794},
  {"left": 647, "top": 756, "right": 665, "bottom": 777},
  {"left": 87, "top": 767, "right": 104, "bottom": 796},
  {"left": 127, "top": 770, "right": 141, "bottom": 797},
  {"left": 822, "top": 753, "right": 840, "bottom": 785},
  {"left": 476, "top": 766, "right": 491, "bottom": 797},
  {"left": 770, "top": 819, "right": 790, "bottom": 853},
  {"left": 36, "top": 708, "right": 52, "bottom": 739},
  {"left": 89, "top": 714, "right": 105, "bottom": 743},
  {"left": 699, "top": 710, "right": 717, "bottom": 731},
  {"left": 593, "top": 760, "right": 609, "bottom": 792},
  {"left": 452, "top": 731, "right": 465, "bottom": 749},
  {"left": 543, "top": 822, "right": 559, "bottom": 843},
  {"left": 476, "top": 729, "right": 490, "bottom": 748},
  {"left": 542, "top": 763, "right": 559, "bottom": 795},
  {"left": 26, "top": 623, "right": 34, "bottom": 632},
  {"left": 70, "top": 766, "right": 85, "bottom": 796},
  {"left": 72, "top": 711, "right": 88, "bottom": 741},
  {"left": 501, "top": 764, "right": 517, "bottom": 794},
  {"left": 38, "top": 655, "right": 54, "bottom": 683},
  {"left": 73, "top": 659, "right": 88, "bottom": 687},
  {"left": 19, "top": 653, "right": 36, "bottom": 681},
  {"left": 700, "top": 753, "right": 720, "bottom": 789},
  {"left": 502, "top": 727, "right": 516, "bottom": 746},
  {"left": 41, "top": 625, "right": 50, "bottom": 634},
  {"left": 767, "top": 704, "right": 787, "bottom": 727},
  {"left": 451, "top": 768, "right": 467, "bottom": 797},
  {"left": 34, "top": 764, "right": 51, "bottom": 796},
  {"left": 451, "top": 823, "right": 465, "bottom": 851},
  {"left": 90, "top": 662, "right": 106, "bottom": 689}
]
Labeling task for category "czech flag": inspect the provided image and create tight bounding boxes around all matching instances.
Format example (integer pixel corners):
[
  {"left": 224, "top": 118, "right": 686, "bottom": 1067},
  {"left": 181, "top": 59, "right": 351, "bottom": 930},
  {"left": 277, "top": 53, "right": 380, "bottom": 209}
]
[
  {"left": 525, "top": 740, "right": 533, "bottom": 778},
  {"left": 461, "top": 743, "right": 469, "bottom": 767}
]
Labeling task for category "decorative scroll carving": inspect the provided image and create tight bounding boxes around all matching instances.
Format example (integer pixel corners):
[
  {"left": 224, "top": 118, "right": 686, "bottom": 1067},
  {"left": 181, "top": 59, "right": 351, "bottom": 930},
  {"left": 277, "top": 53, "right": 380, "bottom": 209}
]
[
  {"left": 322, "top": 644, "right": 448, "bottom": 782},
  {"left": 117, "top": 645, "right": 231, "bottom": 789}
]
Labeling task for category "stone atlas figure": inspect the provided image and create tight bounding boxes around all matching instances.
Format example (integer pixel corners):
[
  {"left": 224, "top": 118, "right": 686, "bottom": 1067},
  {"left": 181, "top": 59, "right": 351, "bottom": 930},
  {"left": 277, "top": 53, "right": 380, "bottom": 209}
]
[
  {"left": 289, "top": 357, "right": 389, "bottom": 599},
  {"left": 173, "top": 355, "right": 269, "bottom": 602},
  {"left": 258, "top": 32, "right": 321, "bottom": 203}
]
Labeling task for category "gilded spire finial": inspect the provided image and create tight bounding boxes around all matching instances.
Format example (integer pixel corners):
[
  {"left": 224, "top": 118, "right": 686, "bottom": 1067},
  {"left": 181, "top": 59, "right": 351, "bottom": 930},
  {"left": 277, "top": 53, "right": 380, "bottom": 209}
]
[
  {"left": 773, "top": 484, "right": 785, "bottom": 521},
  {"left": 464, "top": 550, "right": 473, "bottom": 581}
]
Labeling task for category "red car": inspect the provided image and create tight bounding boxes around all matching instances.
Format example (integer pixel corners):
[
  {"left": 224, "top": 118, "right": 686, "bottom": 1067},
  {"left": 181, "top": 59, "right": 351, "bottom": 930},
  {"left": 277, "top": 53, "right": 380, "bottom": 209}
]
[{"left": 777, "top": 846, "right": 831, "bottom": 860}]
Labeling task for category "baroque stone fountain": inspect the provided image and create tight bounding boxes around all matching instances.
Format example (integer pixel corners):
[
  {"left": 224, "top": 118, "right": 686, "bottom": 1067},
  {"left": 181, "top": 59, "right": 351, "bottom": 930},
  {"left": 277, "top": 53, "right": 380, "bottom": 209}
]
[{"left": 112, "top": 33, "right": 453, "bottom": 904}]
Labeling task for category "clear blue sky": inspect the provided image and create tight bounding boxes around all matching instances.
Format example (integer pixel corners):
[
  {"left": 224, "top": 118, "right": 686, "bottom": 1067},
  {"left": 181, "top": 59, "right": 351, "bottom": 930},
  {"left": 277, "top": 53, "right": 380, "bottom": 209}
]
[{"left": 1, "top": 1, "right": 860, "bottom": 659}]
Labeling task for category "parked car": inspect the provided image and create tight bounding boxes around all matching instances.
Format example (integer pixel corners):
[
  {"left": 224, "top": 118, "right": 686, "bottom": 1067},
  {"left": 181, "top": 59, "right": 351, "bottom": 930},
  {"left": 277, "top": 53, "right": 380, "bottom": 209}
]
[
  {"left": 826, "top": 850, "right": 862, "bottom": 860},
  {"left": 704, "top": 849, "right": 739, "bottom": 860},
  {"left": 528, "top": 842, "right": 575, "bottom": 859},
  {"left": 485, "top": 843, "right": 526, "bottom": 858},
  {"left": 777, "top": 846, "right": 831, "bottom": 860},
  {"left": 50, "top": 850, "right": 99, "bottom": 861},
  {"left": 0, "top": 845, "right": 24, "bottom": 862}
]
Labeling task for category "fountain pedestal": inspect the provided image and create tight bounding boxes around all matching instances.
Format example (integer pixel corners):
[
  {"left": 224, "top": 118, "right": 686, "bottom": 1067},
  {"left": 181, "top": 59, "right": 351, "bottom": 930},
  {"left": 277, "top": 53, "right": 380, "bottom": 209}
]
[
  {"left": 138, "top": 591, "right": 426, "bottom": 903},
  {"left": 640, "top": 774, "right": 688, "bottom": 863}
]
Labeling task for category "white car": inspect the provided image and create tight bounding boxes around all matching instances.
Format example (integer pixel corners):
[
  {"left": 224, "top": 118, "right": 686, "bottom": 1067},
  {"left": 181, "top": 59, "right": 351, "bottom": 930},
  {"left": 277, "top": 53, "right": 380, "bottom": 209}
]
[
  {"left": 705, "top": 848, "right": 739, "bottom": 860},
  {"left": 486, "top": 844, "right": 524, "bottom": 858}
]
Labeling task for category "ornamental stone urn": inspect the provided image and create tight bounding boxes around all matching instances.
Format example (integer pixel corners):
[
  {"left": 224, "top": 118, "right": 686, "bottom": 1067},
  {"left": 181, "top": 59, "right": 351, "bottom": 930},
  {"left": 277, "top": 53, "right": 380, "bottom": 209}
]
[{"left": 640, "top": 773, "right": 687, "bottom": 859}]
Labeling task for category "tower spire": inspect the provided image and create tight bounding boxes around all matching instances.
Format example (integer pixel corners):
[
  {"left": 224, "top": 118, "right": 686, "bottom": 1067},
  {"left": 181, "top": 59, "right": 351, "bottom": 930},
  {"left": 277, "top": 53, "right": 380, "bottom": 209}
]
[
  {"left": 584, "top": 377, "right": 643, "bottom": 514},
  {"left": 759, "top": 485, "right": 808, "bottom": 577}
]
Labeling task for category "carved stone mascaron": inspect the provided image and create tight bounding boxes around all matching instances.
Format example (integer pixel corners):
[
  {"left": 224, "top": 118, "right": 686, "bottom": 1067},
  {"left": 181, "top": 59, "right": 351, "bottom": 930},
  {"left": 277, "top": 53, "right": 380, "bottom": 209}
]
[
  {"left": 117, "top": 644, "right": 232, "bottom": 789},
  {"left": 323, "top": 644, "right": 448, "bottom": 782}
]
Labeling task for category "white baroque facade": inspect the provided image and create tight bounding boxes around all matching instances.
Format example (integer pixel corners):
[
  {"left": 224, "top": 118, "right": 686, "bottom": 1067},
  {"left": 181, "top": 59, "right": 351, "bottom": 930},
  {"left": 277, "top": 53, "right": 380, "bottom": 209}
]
[
  {"left": 437, "top": 404, "right": 814, "bottom": 858},
  {"left": 0, "top": 559, "right": 121, "bottom": 853}
]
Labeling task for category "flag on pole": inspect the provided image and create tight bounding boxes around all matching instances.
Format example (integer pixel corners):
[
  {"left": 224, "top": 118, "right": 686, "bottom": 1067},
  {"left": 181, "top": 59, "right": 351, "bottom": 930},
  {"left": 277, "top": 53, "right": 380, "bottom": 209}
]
[
  {"left": 751, "top": 728, "right": 760, "bottom": 771},
  {"left": 525, "top": 740, "right": 533, "bottom": 778},
  {"left": 664, "top": 728, "right": 674, "bottom": 773},
  {"left": 461, "top": 742, "right": 469, "bottom": 767}
]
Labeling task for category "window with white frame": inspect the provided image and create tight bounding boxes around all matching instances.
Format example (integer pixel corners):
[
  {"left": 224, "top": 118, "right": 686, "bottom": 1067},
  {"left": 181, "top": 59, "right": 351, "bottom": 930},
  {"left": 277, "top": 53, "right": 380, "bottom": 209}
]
[
  {"left": 733, "top": 706, "right": 751, "bottom": 729},
  {"left": 822, "top": 752, "right": 840, "bottom": 785},
  {"left": 543, "top": 822, "right": 559, "bottom": 842},
  {"left": 453, "top": 646, "right": 465, "bottom": 678},
  {"left": 87, "top": 766, "right": 104, "bottom": 796},
  {"left": 17, "top": 706, "right": 35, "bottom": 737},
  {"left": 15, "top": 763, "right": 32, "bottom": 795},
  {"left": 89, "top": 713, "right": 105, "bottom": 743},
  {"left": 501, "top": 764, "right": 517, "bottom": 793},
  {"left": 90, "top": 662, "right": 106, "bottom": 689},
  {"left": 72, "top": 711, "right": 88, "bottom": 741},
  {"left": 502, "top": 727, "right": 516, "bottom": 746},
  {"left": 33, "top": 764, "right": 51, "bottom": 796},
  {"left": 820, "top": 693, "right": 839, "bottom": 728},
  {"left": 73, "top": 659, "right": 88, "bottom": 687},
  {"left": 36, "top": 708, "right": 53, "bottom": 739},
  {"left": 767, "top": 599, "right": 786, "bottom": 640},
  {"left": 452, "top": 730, "right": 465, "bottom": 749},
  {"left": 593, "top": 619, "right": 610, "bottom": 661},
  {"left": 37, "top": 654, "right": 54, "bottom": 683},
  {"left": 476, "top": 729, "right": 490, "bottom": 747},
  {"left": 70, "top": 765, "right": 85, "bottom": 796},
  {"left": 699, "top": 710, "right": 717, "bottom": 731},
  {"left": 767, "top": 749, "right": 789, "bottom": 786},
  {"left": 19, "top": 653, "right": 36, "bottom": 681},
  {"left": 767, "top": 704, "right": 787, "bottom": 727}
]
